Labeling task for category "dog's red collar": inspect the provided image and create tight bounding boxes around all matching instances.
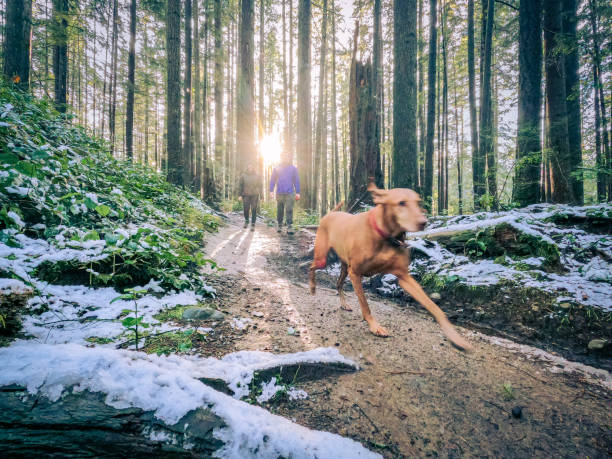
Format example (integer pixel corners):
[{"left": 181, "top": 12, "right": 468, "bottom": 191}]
[
  {"left": 369, "top": 211, "right": 406, "bottom": 248},
  {"left": 369, "top": 211, "right": 390, "bottom": 239}
]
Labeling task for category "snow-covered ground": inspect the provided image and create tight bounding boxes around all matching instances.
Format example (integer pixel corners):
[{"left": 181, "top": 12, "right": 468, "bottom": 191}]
[
  {"left": 0, "top": 223, "right": 379, "bottom": 457},
  {"left": 358, "top": 204, "right": 612, "bottom": 311}
]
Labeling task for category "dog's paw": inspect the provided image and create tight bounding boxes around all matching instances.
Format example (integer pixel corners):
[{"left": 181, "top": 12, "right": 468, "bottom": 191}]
[
  {"left": 340, "top": 303, "right": 353, "bottom": 311},
  {"left": 369, "top": 322, "right": 389, "bottom": 337}
]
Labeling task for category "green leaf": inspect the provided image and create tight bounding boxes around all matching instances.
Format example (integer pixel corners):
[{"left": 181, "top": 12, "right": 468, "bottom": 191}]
[
  {"left": 83, "top": 230, "right": 100, "bottom": 241},
  {"left": 0, "top": 152, "right": 19, "bottom": 164},
  {"left": 121, "top": 317, "right": 137, "bottom": 327},
  {"left": 95, "top": 204, "right": 111, "bottom": 217}
]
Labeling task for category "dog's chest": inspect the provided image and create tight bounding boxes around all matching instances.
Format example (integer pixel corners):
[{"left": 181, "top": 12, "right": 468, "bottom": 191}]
[{"left": 359, "top": 246, "right": 409, "bottom": 277}]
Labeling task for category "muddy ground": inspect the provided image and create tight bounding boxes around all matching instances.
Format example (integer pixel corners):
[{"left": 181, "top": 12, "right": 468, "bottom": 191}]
[{"left": 196, "top": 214, "right": 611, "bottom": 458}]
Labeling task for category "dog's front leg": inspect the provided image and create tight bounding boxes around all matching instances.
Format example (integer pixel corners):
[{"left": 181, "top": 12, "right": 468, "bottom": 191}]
[
  {"left": 348, "top": 268, "right": 389, "bottom": 337},
  {"left": 395, "top": 273, "right": 472, "bottom": 351}
]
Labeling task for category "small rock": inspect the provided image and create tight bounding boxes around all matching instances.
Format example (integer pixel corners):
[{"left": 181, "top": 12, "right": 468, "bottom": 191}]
[
  {"left": 511, "top": 406, "right": 522, "bottom": 419},
  {"left": 430, "top": 292, "right": 442, "bottom": 301},
  {"left": 182, "top": 307, "right": 225, "bottom": 321},
  {"left": 287, "top": 327, "right": 296, "bottom": 335},
  {"left": 252, "top": 311, "right": 264, "bottom": 318},
  {"left": 588, "top": 339, "right": 607, "bottom": 351},
  {"left": 559, "top": 302, "right": 572, "bottom": 309}
]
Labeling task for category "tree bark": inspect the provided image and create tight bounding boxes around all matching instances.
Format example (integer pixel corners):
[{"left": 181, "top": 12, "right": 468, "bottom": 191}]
[
  {"left": 331, "top": 0, "right": 340, "bottom": 204},
  {"left": 562, "top": 0, "right": 583, "bottom": 204},
  {"left": 214, "top": 0, "right": 224, "bottom": 181},
  {"left": 312, "top": 0, "right": 329, "bottom": 211},
  {"left": 52, "top": 0, "right": 69, "bottom": 113},
  {"left": 108, "top": 0, "right": 119, "bottom": 152},
  {"left": 193, "top": 0, "right": 202, "bottom": 193},
  {"left": 258, "top": 0, "right": 265, "bottom": 140},
  {"left": 544, "top": 0, "right": 573, "bottom": 203},
  {"left": 372, "top": 0, "right": 383, "bottom": 188},
  {"left": 125, "top": 0, "right": 137, "bottom": 161},
  {"left": 417, "top": 0, "right": 425, "bottom": 193},
  {"left": 237, "top": 0, "right": 256, "bottom": 169},
  {"left": 3, "top": 0, "right": 32, "bottom": 89},
  {"left": 513, "top": 0, "right": 542, "bottom": 206},
  {"left": 392, "top": 0, "right": 418, "bottom": 191},
  {"left": 424, "top": 0, "right": 437, "bottom": 210},
  {"left": 479, "top": 0, "right": 495, "bottom": 209},
  {"left": 183, "top": 0, "right": 193, "bottom": 185},
  {"left": 467, "top": 0, "right": 480, "bottom": 210},
  {"left": 166, "top": 0, "right": 183, "bottom": 185},
  {"left": 297, "top": 0, "right": 312, "bottom": 207}
]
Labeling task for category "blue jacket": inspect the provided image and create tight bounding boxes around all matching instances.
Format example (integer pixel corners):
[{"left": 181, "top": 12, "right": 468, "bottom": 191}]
[{"left": 269, "top": 164, "right": 300, "bottom": 194}]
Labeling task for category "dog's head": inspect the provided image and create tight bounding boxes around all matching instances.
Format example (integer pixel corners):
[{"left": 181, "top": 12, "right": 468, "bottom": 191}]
[{"left": 368, "top": 182, "right": 427, "bottom": 232}]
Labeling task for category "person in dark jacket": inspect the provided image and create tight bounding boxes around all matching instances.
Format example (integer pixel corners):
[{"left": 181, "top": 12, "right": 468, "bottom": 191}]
[
  {"left": 269, "top": 153, "right": 300, "bottom": 234},
  {"left": 238, "top": 164, "right": 262, "bottom": 230}
]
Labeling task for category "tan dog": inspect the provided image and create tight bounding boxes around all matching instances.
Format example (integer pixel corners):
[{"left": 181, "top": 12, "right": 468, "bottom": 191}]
[{"left": 309, "top": 183, "right": 472, "bottom": 351}]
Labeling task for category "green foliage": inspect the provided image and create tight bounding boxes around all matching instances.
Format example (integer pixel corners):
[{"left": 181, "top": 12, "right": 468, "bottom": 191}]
[
  {"left": 113, "top": 288, "right": 150, "bottom": 351},
  {"left": 501, "top": 382, "right": 515, "bottom": 401},
  {"left": 143, "top": 328, "right": 203, "bottom": 356},
  {"left": 0, "top": 83, "right": 220, "bottom": 294}
]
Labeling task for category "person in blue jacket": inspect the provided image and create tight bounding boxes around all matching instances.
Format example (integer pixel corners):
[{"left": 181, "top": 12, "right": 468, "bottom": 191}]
[{"left": 269, "top": 153, "right": 300, "bottom": 234}]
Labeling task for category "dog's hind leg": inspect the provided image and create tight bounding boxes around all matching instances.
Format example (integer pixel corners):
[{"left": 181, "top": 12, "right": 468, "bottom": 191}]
[
  {"left": 336, "top": 262, "right": 352, "bottom": 311},
  {"left": 348, "top": 268, "right": 389, "bottom": 337},
  {"left": 309, "top": 230, "right": 330, "bottom": 295}
]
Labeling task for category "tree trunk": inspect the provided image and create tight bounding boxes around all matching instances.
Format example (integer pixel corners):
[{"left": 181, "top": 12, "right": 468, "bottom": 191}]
[
  {"left": 125, "top": 0, "right": 137, "bottom": 161},
  {"left": 440, "top": 2, "right": 448, "bottom": 214},
  {"left": 479, "top": 0, "right": 495, "bottom": 209},
  {"left": 544, "top": 0, "right": 572, "bottom": 203},
  {"left": 237, "top": 0, "right": 255, "bottom": 169},
  {"left": 513, "top": 0, "right": 542, "bottom": 206},
  {"left": 392, "top": 0, "right": 418, "bottom": 191},
  {"left": 282, "top": 0, "right": 288, "bottom": 149},
  {"left": 258, "top": 0, "right": 265, "bottom": 140},
  {"left": 593, "top": 63, "right": 605, "bottom": 201},
  {"left": 331, "top": 0, "right": 340, "bottom": 204},
  {"left": 183, "top": 0, "right": 193, "bottom": 186},
  {"left": 467, "top": 0, "right": 480, "bottom": 210},
  {"left": 166, "top": 0, "right": 183, "bottom": 185},
  {"left": 417, "top": 0, "right": 425, "bottom": 193},
  {"left": 214, "top": 0, "right": 224, "bottom": 181},
  {"left": 52, "top": 0, "right": 68, "bottom": 113},
  {"left": 193, "top": 0, "right": 202, "bottom": 193},
  {"left": 349, "top": 59, "right": 377, "bottom": 210},
  {"left": 312, "top": 0, "right": 329, "bottom": 211},
  {"left": 372, "top": 0, "right": 383, "bottom": 188},
  {"left": 3, "top": 0, "right": 32, "bottom": 89},
  {"left": 108, "top": 0, "right": 119, "bottom": 152},
  {"left": 562, "top": 0, "right": 582, "bottom": 204},
  {"left": 297, "top": 0, "right": 312, "bottom": 207},
  {"left": 424, "top": 0, "right": 437, "bottom": 211},
  {"left": 288, "top": 0, "right": 295, "bottom": 161}
]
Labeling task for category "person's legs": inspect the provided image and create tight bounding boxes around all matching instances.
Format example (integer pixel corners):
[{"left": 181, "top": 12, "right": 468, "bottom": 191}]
[
  {"left": 285, "top": 194, "right": 295, "bottom": 231},
  {"left": 276, "top": 194, "right": 285, "bottom": 230},
  {"left": 251, "top": 196, "right": 258, "bottom": 225},
  {"left": 242, "top": 196, "right": 250, "bottom": 227}
]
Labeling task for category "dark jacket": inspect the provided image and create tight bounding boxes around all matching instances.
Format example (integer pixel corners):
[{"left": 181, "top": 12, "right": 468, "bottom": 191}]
[{"left": 239, "top": 171, "right": 262, "bottom": 197}]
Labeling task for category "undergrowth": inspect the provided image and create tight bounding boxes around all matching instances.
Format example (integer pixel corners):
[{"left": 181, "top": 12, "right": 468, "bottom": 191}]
[{"left": 0, "top": 83, "right": 220, "bottom": 294}]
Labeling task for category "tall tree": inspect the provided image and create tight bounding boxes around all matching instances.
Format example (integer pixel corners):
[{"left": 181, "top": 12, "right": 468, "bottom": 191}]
[
  {"left": 467, "top": 0, "right": 480, "bottom": 209},
  {"left": 183, "top": 0, "right": 193, "bottom": 185},
  {"left": 166, "top": 0, "right": 182, "bottom": 185},
  {"left": 3, "top": 0, "right": 32, "bottom": 89},
  {"left": 312, "top": 0, "right": 329, "bottom": 211},
  {"left": 52, "top": 0, "right": 69, "bottom": 113},
  {"left": 125, "top": 0, "right": 137, "bottom": 161},
  {"left": 237, "top": 0, "right": 255, "bottom": 168},
  {"left": 372, "top": 0, "right": 383, "bottom": 188},
  {"left": 479, "top": 0, "right": 495, "bottom": 208},
  {"left": 513, "top": 0, "right": 542, "bottom": 206},
  {"left": 258, "top": 0, "right": 265, "bottom": 141},
  {"left": 544, "top": 0, "right": 572, "bottom": 203},
  {"left": 424, "top": 0, "right": 437, "bottom": 210},
  {"left": 331, "top": 0, "right": 340, "bottom": 204},
  {"left": 213, "top": 0, "right": 224, "bottom": 179},
  {"left": 562, "top": 0, "right": 583, "bottom": 203},
  {"left": 108, "top": 0, "right": 119, "bottom": 151},
  {"left": 417, "top": 0, "right": 425, "bottom": 191},
  {"left": 392, "top": 0, "right": 418, "bottom": 190},
  {"left": 297, "top": 0, "right": 312, "bottom": 206},
  {"left": 193, "top": 0, "right": 202, "bottom": 193}
]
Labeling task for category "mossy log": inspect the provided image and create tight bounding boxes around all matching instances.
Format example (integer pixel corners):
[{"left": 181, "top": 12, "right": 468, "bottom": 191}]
[
  {"left": 408, "top": 222, "right": 561, "bottom": 268},
  {"left": 0, "top": 288, "right": 33, "bottom": 339},
  {"left": 0, "top": 385, "right": 224, "bottom": 457}
]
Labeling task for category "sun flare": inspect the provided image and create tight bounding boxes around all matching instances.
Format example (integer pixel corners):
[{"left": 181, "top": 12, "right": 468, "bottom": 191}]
[{"left": 259, "top": 132, "right": 283, "bottom": 167}]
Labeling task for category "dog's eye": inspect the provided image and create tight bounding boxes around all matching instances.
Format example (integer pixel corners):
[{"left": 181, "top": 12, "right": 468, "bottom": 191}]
[{"left": 399, "top": 201, "right": 406, "bottom": 207}]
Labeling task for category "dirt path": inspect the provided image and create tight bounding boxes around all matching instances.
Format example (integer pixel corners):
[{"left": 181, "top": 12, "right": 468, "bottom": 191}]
[{"left": 204, "top": 215, "right": 611, "bottom": 458}]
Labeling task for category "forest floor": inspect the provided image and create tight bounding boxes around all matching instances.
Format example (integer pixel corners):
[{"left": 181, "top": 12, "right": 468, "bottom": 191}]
[{"left": 202, "top": 212, "right": 611, "bottom": 458}]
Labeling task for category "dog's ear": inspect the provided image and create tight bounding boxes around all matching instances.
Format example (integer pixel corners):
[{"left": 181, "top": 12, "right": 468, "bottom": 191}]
[{"left": 368, "top": 181, "right": 388, "bottom": 205}]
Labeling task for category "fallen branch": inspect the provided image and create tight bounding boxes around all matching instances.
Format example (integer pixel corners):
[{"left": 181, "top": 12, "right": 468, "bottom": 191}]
[{"left": 352, "top": 403, "right": 379, "bottom": 433}]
